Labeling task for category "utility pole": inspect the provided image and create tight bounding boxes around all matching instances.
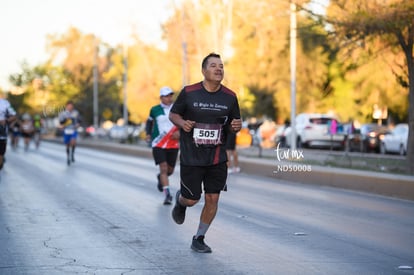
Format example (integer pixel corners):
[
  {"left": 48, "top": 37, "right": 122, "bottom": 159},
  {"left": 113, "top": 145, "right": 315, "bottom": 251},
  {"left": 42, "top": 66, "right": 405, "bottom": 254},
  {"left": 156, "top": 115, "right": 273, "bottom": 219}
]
[
  {"left": 181, "top": 7, "right": 188, "bottom": 87},
  {"left": 290, "top": 1, "right": 297, "bottom": 151},
  {"left": 182, "top": 42, "right": 188, "bottom": 86},
  {"left": 123, "top": 45, "right": 128, "bottom": 126},
  {"left": 93, "top": 40, "right": 99, "bottom": 132}
]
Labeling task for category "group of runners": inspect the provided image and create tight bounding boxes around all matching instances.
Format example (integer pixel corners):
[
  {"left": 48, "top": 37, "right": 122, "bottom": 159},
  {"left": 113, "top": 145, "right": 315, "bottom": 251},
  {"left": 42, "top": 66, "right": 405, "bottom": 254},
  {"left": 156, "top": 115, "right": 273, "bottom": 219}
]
[
  {"left": 9, "top": 113, "right": 44, "bottom": 151},
  {"left": 0, "top": 96, "right": 46, "bottom": 171},
  {"left": 0, "top": 97, "right": 80, "bottom": 169},
  {"left": 1, "top": 52, "right": 242, "bottom": 254}
]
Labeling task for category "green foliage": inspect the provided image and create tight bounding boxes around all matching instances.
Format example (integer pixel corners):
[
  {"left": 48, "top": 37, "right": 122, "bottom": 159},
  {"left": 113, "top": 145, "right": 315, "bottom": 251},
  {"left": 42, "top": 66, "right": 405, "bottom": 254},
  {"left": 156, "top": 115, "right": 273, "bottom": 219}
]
[
  {"left": 326, "top": 0, "right": 414, "bottom": 173},
  {"left": 247, "top": 85, "right": 277, "bottom": 120}
]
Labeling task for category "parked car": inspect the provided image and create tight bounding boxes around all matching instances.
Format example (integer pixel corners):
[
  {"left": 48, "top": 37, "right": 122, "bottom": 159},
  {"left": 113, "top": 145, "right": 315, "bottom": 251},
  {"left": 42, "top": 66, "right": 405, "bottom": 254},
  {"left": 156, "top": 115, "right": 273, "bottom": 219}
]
[
  {"left": 348, "top": 123, "right": 389, "bottom": 153},
  {"left": 109, "top": 125, "right": 142, "bottom": 143},
  {"left": 83, "top": 125, "right": 109, "bottom": 138},
  {"left": 380, "top": 123, "right": 408, "bottom": 155},
  {"left": 109, "top": 125, "right": 129, "bottom": 142},
  {"left": 284, "top": 113, "right": 345, "bottom": 149}
]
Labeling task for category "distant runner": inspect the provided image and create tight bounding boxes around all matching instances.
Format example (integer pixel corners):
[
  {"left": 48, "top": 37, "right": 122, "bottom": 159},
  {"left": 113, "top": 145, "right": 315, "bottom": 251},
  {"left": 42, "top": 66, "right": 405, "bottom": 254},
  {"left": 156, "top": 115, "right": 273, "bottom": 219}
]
[
  {"left": 146, "top": 86, "right": 180, "bottom": 205},
  {"left": 59, "top": 101, "right": 81, "bottom": 165}
]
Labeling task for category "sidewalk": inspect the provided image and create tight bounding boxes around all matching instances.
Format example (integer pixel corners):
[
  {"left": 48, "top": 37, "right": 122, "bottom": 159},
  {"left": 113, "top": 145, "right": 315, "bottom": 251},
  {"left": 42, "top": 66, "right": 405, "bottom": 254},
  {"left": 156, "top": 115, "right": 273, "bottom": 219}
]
[{"left": 48, "top": 137, "right": 414, "bottom": 201}]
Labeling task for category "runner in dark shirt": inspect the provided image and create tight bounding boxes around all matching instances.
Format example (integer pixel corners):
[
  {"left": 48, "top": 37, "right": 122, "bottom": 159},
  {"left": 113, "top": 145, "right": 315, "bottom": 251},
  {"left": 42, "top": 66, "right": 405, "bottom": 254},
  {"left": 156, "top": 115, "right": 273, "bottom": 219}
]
[
  {"left": 171, "top": 81, "right": 240, "bottom": 166},
  {"left": 170, "top": 53, "right": 242, "bottom": 253}
]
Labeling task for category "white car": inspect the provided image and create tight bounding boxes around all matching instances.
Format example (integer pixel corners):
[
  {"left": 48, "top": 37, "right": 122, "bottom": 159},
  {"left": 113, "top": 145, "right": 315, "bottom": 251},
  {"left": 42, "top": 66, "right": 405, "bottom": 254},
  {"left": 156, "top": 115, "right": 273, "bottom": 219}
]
[
  {"left": 380, "top": 123, "right": 408, "bottom": 155},
  {"left": 109, "top": 125, "right": 129, "bottom": 142},
  {"left": 285, "top": 113, "right": 345, "bottom": 149}
]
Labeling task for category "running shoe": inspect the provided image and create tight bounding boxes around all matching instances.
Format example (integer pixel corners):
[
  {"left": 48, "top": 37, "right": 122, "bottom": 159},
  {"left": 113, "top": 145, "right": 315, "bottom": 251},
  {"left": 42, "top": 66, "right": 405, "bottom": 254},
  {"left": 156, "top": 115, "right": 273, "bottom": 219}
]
[
  {"left": 157, "top": 174, "right": 163, "bottom": 192},
  {"left": 163, "top": 194, "right": 173, "bottom": 205},
  {"left": 191, "top": 235, "right": 212, "bottom": 253},
  {"left": 171, "top": 190, "right": 186, "bottom": 224}
]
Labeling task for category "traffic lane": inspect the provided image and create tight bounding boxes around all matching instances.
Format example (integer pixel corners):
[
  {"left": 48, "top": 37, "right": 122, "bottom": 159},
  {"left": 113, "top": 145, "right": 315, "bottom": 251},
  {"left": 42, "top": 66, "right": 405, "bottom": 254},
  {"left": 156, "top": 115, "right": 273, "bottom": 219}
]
[
  {"left": 2, "top": 144, "right": 212, "bottom": 274},
  {"left": 219, "top": 174, "right": 414, "bottom": 274},
  {"left": 0, "top": 143, "right": 413, "bottom": 274},
  {"left": 1, "top": 146, "right": 168, "bottom": 274},
  {"left": 2, "top": 143, "right": 279, "bottom": 274}
]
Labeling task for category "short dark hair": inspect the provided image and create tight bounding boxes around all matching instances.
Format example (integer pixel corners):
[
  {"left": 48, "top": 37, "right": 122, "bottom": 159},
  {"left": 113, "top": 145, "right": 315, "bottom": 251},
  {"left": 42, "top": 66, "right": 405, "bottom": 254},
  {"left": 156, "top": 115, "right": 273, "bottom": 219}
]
[{"left": 202, "top": 53, "right": 221, "bottom": 70}]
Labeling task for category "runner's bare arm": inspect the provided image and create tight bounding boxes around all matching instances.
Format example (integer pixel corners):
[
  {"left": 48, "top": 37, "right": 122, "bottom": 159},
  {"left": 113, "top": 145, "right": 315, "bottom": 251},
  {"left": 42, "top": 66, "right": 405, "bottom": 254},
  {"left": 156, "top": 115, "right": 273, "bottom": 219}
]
[{"left": 169, "top": 112, "right": 195, "bottom": 133}]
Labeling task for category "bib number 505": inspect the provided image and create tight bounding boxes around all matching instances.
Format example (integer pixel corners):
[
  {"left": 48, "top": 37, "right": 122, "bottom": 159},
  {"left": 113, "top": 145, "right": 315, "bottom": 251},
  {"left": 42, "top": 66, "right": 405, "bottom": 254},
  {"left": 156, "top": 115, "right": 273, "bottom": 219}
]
[{"left": 193, "top": 128, "right": 218, "bottom": 140}]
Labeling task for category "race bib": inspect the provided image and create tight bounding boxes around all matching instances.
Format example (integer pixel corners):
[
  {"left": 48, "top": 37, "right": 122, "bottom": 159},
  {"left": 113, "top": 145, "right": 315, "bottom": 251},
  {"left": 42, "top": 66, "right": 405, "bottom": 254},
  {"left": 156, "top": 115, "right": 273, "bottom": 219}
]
[
  {"left": 64, "top": 128, "right": 75, "bottom": 135},
  {"left": 193, "top": 123, "right": 222, "bottom": 145},
  {"left": 22, "top": 123, "right": 33, "bottom": 132}
]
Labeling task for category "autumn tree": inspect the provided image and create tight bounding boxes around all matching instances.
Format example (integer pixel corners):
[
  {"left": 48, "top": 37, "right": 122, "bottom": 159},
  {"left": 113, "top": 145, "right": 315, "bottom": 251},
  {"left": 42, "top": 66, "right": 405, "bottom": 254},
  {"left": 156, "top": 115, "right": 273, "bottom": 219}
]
[
  {"left": 325, "top": 0, "right": 414, "bottom": 173},
  {"left": 121, "top": 35, "right": 183, "bottom": 123},
  {"left": 5, "top": 0, "right": 411, "bottom": 159},
  {"left": 47, "top": 28, "right": 107, "bottom": 124}
]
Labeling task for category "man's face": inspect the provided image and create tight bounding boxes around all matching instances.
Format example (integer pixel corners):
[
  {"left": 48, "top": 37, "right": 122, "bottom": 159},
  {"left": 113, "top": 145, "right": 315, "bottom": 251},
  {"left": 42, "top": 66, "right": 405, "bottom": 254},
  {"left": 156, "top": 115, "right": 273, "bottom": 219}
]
[
  {"left": 160, "top": 94, "right": 174, "bottom": 105},
  {"left": 66, "top": 103, "right": 74, "bottom": 111},
  {"left": 202, "top": 57, "right": 224, "bottom": 83}
]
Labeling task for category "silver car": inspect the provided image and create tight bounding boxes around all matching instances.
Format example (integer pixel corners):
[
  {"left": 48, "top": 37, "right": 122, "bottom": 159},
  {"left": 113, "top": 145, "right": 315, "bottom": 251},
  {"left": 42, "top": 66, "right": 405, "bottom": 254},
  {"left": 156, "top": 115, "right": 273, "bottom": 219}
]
[
  {"left": 285, "top": 113, "right": 345, "bottom": 149},
  {"left": 380, "top": 123, "right": 408, "bottom": 155}
]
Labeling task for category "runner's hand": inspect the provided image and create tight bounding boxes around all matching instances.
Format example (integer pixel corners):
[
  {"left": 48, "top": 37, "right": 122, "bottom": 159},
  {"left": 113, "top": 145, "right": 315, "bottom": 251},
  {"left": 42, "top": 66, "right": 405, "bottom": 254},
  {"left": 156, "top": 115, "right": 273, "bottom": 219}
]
[
  {"left": 171, "top": 130, "right": 180, "bottom": 140},
  {"left": 231, "top": 118, "right": 242, "bottom": 132},
  {"left": 182, "top": 120, "right": 196, "bottom": 133}
]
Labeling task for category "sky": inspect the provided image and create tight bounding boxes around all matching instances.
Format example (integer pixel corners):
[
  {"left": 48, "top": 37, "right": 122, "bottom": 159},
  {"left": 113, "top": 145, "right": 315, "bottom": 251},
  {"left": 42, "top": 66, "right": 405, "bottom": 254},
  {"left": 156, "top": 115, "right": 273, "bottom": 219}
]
[{"left": 0, "top": 0, "right": 177, "bottom": 90}]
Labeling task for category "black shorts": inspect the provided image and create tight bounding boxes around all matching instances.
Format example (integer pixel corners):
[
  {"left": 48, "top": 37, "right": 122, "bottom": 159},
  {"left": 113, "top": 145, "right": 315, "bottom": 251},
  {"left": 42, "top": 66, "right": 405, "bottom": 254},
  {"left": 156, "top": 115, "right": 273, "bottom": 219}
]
[
  {"left": 226, "top": 132, "right": 236, "bottom": 150},
  {"left": 180, "top": 162, "right": 228, "bottom": 200},
  {"left": 0, "top": 140, "right": 7, "bottom": 155},
  {"left": 152, "top": 147, "right": 179, "bottom": 167},
  {"left": 21, "top": 132, "right": 34, "bottom": 138},
  {"left": 0, "top": 125, "right": 7, "bottom": 139}
]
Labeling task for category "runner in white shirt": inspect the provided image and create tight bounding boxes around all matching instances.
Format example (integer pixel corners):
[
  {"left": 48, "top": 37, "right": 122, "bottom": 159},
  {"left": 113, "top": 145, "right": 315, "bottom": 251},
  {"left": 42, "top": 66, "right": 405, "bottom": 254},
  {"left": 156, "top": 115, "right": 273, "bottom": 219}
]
[
  {"left": 145, "top": 87, "right": 180, "bottom": 205},
  {"left": 0, "top": 97, "right": 17, "bottom": 170},
  {"left": 58, "top": 101, "right": 81, "bottom": 166}
]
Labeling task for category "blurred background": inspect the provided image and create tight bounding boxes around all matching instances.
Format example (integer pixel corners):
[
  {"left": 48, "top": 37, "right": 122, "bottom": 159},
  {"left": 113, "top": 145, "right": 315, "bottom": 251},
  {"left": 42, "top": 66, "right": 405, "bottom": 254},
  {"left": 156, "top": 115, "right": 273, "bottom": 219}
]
[{"left": 0, "top": 0, "right": 412, "bottom": 170}]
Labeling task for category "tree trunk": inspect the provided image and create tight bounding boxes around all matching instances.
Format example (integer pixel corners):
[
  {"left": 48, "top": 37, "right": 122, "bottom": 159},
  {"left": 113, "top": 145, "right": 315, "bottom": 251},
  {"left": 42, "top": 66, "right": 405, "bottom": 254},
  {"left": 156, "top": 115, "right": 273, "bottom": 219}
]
[
  {"left": 402, "top": 27, "right": 414, "bottom": 174},
  {"left": 407, "top": 53, "right": 414, "bottom": 175}
]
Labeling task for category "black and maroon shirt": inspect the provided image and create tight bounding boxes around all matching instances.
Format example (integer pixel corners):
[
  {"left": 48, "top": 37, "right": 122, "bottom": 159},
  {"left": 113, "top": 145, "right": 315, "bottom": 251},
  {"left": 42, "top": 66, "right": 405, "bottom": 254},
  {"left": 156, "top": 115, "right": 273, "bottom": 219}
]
[{"left": 170, "top": 81, "right": 241, "bottom": 166}]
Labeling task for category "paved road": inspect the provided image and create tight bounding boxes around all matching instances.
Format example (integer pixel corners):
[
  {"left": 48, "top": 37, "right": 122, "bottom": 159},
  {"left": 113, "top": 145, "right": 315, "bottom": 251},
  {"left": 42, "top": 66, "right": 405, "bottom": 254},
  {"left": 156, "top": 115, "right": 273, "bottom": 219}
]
[{"left": 1, "top": 142, "right": 413, "bottom": 274}]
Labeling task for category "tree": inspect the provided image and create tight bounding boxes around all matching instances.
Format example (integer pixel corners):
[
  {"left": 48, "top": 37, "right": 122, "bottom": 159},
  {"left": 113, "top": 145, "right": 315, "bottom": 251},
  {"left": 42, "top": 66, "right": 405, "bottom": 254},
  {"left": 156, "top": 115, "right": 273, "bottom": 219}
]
[
  {"left": 325, "top": 0, "right": 414, "bottom": 173},
  {"left": 8, "top": 62, "right": 79, "bottom": 116},
  {"left": 5, "top": 0, "right": 411, "bottom": 154}
]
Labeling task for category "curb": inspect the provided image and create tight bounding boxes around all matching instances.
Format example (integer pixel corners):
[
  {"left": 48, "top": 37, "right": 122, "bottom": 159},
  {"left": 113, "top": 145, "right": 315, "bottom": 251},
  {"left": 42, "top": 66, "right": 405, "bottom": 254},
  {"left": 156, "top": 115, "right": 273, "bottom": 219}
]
[{"left": 238, "top": 157, "right": 414, "bottom": 201}]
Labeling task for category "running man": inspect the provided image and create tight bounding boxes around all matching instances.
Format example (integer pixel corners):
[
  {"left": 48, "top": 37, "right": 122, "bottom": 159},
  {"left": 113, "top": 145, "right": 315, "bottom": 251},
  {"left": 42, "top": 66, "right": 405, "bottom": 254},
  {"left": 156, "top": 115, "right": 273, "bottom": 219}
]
[
  {"left": 33, "top": 114, "right": 44, "bottom": 149},
  {"left": 0, "top": 96, "right": 17, "bottom": 170},
  {"left": 145, "top": 86, "right": 180, "bottom": 205},
  {"left": 20, "top": 113, "right": 35, "bottom": 151},
  {"left": 59, "top": 101, "right": 81, "bottom": 165},
  {"left": 169, "top": 53, "right": 242, "bottom": 253}
]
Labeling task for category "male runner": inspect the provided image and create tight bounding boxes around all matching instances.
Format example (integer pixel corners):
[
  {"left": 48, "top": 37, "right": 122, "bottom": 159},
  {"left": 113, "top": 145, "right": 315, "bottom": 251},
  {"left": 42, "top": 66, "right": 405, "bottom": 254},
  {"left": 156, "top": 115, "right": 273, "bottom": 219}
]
[{"left": 170, "top": 53, "right": 242, "bottom": 253}]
